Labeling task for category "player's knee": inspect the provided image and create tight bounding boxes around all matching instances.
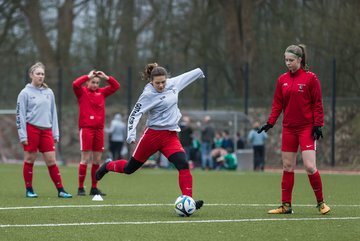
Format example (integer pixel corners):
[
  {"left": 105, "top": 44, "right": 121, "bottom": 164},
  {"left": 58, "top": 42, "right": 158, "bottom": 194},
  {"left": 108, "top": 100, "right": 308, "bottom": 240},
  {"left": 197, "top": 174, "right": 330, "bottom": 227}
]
[
  {"left": 304, "top": 165, "right": 317, "bottom": 174},
  {"left": 168, "top": 152, "right": 189, "bottom": 170},
  {"left": 123, "top": 166, "right": 135, "bottom": 175},
  {"left": 123, "top": 157, "right": 143, "bottom": 174}
]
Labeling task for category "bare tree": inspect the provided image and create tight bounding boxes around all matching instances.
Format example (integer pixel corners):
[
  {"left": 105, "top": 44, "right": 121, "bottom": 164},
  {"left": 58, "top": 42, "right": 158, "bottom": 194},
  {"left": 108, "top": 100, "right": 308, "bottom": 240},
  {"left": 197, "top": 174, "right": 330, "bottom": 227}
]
[
  {"left": 13, "top": 0, "right": 75, "bottom": 87},
  {"left": 218, "top": 0, "right": 257, "bottom": 97}
]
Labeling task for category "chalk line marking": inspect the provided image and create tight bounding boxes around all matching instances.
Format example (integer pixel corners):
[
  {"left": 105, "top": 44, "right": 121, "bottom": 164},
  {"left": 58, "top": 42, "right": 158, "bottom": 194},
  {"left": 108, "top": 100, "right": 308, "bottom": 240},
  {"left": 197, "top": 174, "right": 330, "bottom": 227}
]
[
  {"left": 1, "top": 216, "right": 360, "bottom": 228},
  {"left": 1, "top": 203, "right": 360, "bottom": 210}
]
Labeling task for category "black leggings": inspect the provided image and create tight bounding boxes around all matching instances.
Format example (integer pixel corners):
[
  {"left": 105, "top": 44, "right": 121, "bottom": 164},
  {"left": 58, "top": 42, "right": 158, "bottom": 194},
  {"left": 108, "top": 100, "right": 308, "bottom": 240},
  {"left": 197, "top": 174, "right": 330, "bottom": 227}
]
[{"left": 123, "top": 152, "right": 189, "bottom": 174}]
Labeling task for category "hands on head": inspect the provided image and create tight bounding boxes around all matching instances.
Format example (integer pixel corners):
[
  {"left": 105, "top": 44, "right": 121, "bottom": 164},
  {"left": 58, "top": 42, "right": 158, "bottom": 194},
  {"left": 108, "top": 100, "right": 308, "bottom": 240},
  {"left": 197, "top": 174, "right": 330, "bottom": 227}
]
[{"left": 88, "top": 70, "right": 109, "bottom": 80}]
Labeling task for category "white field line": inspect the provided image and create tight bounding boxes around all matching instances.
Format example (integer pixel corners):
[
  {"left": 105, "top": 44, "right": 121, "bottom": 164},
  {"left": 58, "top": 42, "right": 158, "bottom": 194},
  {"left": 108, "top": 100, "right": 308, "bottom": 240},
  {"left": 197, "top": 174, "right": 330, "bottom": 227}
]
[
  {"left": 1, "top": 217, "right": 360, "bottom": 228},
  {"left": 0, "top": 203, "right": 360, "bottom": 211}
]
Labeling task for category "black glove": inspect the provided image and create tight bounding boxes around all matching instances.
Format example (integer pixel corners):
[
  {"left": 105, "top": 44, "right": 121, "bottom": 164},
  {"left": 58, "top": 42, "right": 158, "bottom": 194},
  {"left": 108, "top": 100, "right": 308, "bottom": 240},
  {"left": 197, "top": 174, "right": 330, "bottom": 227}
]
[
  {"left": 312, "top": 126, "right": 323, "bottom": 140},
  {"left": 257, "top": 123, "right": 273, "bottom": 133}
]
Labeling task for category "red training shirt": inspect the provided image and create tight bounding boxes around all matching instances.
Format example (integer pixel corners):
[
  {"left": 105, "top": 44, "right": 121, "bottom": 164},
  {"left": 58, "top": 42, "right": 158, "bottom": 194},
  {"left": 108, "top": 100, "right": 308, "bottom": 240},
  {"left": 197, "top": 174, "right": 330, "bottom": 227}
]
[
  {"left": 73, "top": 75, "right": 120, "bottom": 129},
  {"left": 267, "top": 68, "right": 324, "bottom": 128}
]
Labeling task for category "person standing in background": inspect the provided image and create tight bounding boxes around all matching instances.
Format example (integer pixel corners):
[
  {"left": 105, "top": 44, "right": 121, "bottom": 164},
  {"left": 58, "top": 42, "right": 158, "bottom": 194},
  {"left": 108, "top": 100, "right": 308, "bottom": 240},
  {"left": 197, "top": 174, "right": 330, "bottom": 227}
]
[
  {"left": 200, "top": 115, "right": 215, "bottom": 170},
  {"left": 221, "top": 130, "right": 234, "bottom": 153},
  {"left": 248, "top": 121, "right": 268, "bottom": 171},
  {"left": 258, "top": 44, "right": 330, "bottom": 215},
  {"left": 106, "top": 113, "right": 126, "bottom": 160},
  {"left": 16, "top": 62, "right": 72, "bottom": 198},
  {"left": 236, "top": 132, "right": 245, "bottom": 150},
  {"left": 73, "top": 70, "right": 120, "bottom": 196},
  {"left": 178, "top": 115, "right": 193, "bottom": 163}
]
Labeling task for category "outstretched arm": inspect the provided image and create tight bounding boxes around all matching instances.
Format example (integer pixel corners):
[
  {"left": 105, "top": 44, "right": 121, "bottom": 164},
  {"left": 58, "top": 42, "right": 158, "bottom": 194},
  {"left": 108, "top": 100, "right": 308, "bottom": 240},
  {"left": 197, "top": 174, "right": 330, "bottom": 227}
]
[{"left": 171, "top": 68, "right": 205, "bottom": 92}]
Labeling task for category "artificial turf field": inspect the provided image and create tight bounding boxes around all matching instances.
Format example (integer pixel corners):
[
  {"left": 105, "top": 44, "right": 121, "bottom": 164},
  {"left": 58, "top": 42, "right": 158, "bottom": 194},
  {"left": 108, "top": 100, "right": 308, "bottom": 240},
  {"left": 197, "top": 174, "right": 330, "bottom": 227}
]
[{"left": 0, "top": 163, "right": 359, "bottom": 241}]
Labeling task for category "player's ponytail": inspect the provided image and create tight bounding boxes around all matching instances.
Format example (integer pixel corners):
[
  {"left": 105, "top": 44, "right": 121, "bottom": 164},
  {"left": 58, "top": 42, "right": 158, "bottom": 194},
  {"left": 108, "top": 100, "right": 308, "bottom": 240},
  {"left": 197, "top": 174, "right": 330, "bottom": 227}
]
[
  {"left": 298, "top": 44, "right": 309, "bottom": 71},
  {"left": 142, "top": 63, "right": 168, "bottom": 81},
  {"left": 142, "top": 63, "right": 159, "bottom": 81}
]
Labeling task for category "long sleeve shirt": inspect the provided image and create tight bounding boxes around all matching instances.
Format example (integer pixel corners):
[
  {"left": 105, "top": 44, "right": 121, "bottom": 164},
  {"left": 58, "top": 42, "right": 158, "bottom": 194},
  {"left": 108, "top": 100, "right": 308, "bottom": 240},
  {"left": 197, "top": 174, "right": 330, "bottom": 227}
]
[
  {"left": 16, "top": 84, "right": 59, "bottom": 142},
  {"left": 72, "top": 75, "right": 120, "bottom": 129},
  {"left": 105, "top": 114, "right": 127, "bottom": 142},
  {"left": 248, "top": 129, "right": 268, "bottom": 146},
  {"left": 267, "top": 68, "right": 324, "bottom": 128},
  {"left": 127, "top": 68, "right": 205, "bottom": 144}
]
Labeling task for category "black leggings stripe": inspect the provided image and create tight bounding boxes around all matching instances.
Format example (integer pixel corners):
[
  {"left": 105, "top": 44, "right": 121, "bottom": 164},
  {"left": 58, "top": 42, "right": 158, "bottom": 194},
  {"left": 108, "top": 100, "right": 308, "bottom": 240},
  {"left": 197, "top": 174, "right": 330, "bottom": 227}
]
[
  {"left": 124, "top": 151, "right": 188, "bottom": 174},
  {"left": 123, "top": 157, "right": 144, "bottom": 174},
  {"left": 168, "top": 152, "right": 189, "bottom": 170}
]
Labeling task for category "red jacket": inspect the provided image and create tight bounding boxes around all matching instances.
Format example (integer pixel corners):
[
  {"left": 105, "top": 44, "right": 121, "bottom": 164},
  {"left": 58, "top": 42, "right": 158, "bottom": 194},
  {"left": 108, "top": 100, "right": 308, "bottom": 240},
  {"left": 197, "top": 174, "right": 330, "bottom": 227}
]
[
  {"left": 73, "top": 75, "right": 120, "bottom": 129},
  {"left": 267, "top": 68, "right": 324, "bottom": 128}
]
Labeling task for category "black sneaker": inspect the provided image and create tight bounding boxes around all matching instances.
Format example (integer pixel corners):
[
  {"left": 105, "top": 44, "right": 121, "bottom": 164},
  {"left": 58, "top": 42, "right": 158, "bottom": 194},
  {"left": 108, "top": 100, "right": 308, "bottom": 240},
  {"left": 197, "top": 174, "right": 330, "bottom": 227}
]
[
  {"left": 195, "top": 200, "right": 204, "bottom": 210},
  {"left": 96, "top": 159, "right": 111, "bottom": 181},
  {"left": 89, "top": 187, "right": 106, "bottom": 196},
  {"left": 77, "top": 188, "right": 86, "bottom": 196}
]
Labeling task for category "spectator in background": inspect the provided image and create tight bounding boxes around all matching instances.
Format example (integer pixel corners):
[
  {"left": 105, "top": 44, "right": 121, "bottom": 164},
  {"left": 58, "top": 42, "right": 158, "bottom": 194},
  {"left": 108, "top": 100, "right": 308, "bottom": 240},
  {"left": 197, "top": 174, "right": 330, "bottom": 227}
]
[
  {"left": 16, "top": 62, "right": 72, "bottom": 198},
  {"left": 200, "top": 115, "right": 215, "bottom": 170},
  {"left": 236, "top": 132, "right": 245, "bottom": 149},
  {"left": 213, "top": 132, "right": 223, "bottom": 149},
  {"left": 190, "top": 131, "right": 202, "bottom": 168},
  {"left": 221, "top": 130, "right": 234, "bottom": 153},
  {"left": 72, "top": 69, "right": 120, "bottom": 196},
  {"left": 216, "top": 152, "right": 238, "bottom": 171},
  {"left": 179, "top": 115, "right": 193, "bottom": 162},
  {"left": 105, "top": 113, "right": 126, "bottom": 160},
  {"left": 248, "top": 121, "right": 268, "bottom": 171}
]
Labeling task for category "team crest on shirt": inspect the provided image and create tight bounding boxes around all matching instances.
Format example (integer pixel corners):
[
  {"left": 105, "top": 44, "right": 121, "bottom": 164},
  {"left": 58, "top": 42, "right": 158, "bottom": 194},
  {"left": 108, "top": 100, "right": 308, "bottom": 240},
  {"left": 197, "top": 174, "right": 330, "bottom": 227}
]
[
  {"left": 298, "top": 84, "right": 306, "bottom": 92},
  {"left": 282, "top": 83, "right": 288, "bottom": 87}
]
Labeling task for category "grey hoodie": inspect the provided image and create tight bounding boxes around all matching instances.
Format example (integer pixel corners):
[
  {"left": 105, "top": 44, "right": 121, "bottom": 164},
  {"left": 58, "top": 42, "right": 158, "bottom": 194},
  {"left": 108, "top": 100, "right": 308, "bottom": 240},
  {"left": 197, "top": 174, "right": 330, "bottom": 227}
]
[
  {"left": 105, "top": 113, "right": 126, "bottom": 142},
  {"left": 127, "top": 68, "right": 205, "bottom": 143},
  {"left": 16, "top": 84, "right": 59, "bottom": 142}
]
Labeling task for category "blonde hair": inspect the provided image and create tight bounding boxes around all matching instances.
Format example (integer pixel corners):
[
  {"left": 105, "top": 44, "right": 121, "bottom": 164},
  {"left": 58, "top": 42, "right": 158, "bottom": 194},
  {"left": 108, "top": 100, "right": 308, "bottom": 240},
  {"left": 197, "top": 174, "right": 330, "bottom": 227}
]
[
  {"left": 28, "top": 62, "right": 48, "bottom": 88},
  {"left": 285, "top": 44, "right": 309, "bottom": 71}
]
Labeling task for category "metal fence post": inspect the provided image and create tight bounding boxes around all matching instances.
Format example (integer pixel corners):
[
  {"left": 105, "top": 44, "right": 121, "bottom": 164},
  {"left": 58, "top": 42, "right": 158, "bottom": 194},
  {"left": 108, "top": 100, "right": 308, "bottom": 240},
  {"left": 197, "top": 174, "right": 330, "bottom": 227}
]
[
  {"left": 203, "top": 64, "right": 208, "bottom": 111},
  {"left": 331, "top": 58, "right": 336, "bottom": 167}
]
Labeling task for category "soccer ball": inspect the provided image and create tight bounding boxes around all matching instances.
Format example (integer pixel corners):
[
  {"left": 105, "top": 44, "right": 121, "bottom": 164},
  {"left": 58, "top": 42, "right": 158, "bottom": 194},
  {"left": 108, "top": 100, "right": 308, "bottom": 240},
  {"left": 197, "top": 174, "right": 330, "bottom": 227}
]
[{"left": 174, "top": 195, "right": 196, "bottom": 217}]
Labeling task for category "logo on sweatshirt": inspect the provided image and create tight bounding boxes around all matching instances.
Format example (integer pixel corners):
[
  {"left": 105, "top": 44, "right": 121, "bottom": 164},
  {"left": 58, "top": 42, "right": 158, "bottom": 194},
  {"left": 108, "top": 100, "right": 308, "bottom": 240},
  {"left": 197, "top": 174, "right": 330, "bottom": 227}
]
[
  {"left": 16, "top": 102, "right": 21, "bottom": 129},
  {"left": 298, "top": 84, "right": 306, "bottom": 92},
  {"left": 128, "top": 103, "right": 142, "bottom": 131}
]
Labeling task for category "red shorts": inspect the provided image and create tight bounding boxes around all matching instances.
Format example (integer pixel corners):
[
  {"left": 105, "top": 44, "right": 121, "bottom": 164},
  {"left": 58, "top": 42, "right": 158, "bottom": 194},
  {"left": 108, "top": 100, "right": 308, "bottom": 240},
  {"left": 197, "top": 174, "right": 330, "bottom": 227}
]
[
  {"left": 282, "top": 125, "right": 316, "bottom": 152},
  {"left": 23, "top": 123, "right": 55, "bottom": 153},
  {"left": 133, "top": 128, "right": 185, "bottom": 163},
  {"left": 79, "top": 128, "right": 104, "bottom": 152}
]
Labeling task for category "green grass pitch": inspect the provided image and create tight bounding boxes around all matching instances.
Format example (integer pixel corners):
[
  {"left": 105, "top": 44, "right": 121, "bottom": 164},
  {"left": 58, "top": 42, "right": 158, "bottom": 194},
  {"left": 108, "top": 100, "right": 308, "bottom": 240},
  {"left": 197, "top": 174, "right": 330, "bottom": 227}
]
[{"left": 0, "top": 163, "right": 359, "bottom": 241}]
